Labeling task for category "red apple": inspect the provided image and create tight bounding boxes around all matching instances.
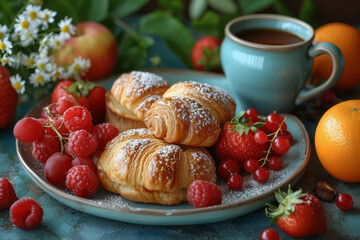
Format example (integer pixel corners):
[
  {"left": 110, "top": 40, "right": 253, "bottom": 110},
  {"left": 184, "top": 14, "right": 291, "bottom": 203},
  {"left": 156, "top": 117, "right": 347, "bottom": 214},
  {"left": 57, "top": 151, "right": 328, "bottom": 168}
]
[{"left": 55, "top": 22, "right": 118, "bottom": 81}]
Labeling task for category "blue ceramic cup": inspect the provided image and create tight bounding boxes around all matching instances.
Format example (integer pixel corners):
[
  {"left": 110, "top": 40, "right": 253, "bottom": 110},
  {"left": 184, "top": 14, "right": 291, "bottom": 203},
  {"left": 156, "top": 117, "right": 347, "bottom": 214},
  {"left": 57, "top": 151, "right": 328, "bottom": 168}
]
[{"left": 221, "top": 14, "right": 344, "bottom": 114}]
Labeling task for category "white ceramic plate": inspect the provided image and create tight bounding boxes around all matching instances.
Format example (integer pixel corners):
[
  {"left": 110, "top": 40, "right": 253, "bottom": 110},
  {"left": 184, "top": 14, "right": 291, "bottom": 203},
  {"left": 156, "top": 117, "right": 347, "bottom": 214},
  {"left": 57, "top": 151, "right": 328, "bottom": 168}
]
[{"left": 16, "top": 69, "right": 310, "bottom": 225}]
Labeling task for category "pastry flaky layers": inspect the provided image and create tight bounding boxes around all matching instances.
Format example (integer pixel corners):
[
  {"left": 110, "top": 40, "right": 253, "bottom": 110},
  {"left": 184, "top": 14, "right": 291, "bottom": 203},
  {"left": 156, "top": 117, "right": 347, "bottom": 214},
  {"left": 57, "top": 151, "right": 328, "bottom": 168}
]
[
  {"left": 105, "top": 71, "right": 169, "bottom": 133},
  {"left": 97, "top": 128, "right": 216, "bottom": 205},
  {"left": 144, "top": 81, "right": 236, "bottom": 147}
]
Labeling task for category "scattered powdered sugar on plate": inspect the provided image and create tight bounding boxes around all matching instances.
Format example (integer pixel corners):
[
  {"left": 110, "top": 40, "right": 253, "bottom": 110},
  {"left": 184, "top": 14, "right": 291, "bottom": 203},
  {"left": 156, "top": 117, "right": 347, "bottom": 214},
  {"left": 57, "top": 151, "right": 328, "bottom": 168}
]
[{"left": 219, "top": 166, "right": 293, "bottom": 204}]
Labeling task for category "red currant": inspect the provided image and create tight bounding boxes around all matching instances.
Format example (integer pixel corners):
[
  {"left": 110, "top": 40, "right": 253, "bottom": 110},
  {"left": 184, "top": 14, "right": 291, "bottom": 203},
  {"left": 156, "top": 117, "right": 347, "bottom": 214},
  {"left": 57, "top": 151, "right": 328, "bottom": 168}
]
[
  {"left": 44, "top": 153, "right": 72, "bottom": 185},
  {"left": 254, "top": 131, "right": 268, "bottom": 144},
  {"left": 217, "top": 158, "right": 241, "bottom": 180},
  {"left": 272, "top": 136, "right": 290, "bottom": 155},
  {"left": 265, "top": 113, "right": 286, "bottom": 132},
  {"left": 336, "top": 193, "right": 353, "bottom": 211},
  {"left": 244, "top": 108, "right": 258, "bottom": 120},
  {"left": 227, "top": 173, "right": 243, "bottom": 190},
  {"left": 244, "top": 158, "right": 260, "bottom": 173},
  {"left": 268, "top": 156, "right": 282, "bottom": 171},
  {"left": 44, "top": 117, "right": 69, "bottom": 137},
  {"left": 41, "top": 104, "right": 58, "bottom": 119},
  {"left": 253, "top": 167, "right": 270, "bottom": 183},
  {"left": 13, "top": 117, "right": 45, "bottom": 143},
  {"left": 260, "top": 228, "right": 279, "bottom": 240},
  {"left": 56, "top": 96, "right": 76, "bottom": 115},
  {"left": 279, "top": 130, "right": 293, "bottom": 144}
]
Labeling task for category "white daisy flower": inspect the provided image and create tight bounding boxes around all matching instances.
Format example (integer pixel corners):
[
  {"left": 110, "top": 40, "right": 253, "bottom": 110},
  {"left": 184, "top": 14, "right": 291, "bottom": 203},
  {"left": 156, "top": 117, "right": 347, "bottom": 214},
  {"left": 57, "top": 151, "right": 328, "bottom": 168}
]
[
  {"left": 10, "top": 74, "right": 26, "bottom": 94},
  {"left": 14, "top": 14, "right": 32, "bottom": 33},
  {"left": 35, "top": 56, "right": 52, "bottom": 72},
  {"left": 0, "top": 37, "right": 13, "bottom": 55},
  {"left": 1, "top": 54, "right": 20, "bottom": 68},
  {"left": 48, "top": 34, "right": 65, "bottom": 50},
  {"left": 23, "top": 4, "right": 42, "bottom": 26},
  {"left": 19, "top": 27, "right": 39, "bottom": 47},
  {"left": 59, "top": 66, "right": 71, "bottom": 80},
  {"left": 68, "top": 56, "right": 91, "bottom": 76},
  {"left": 21, "top": 53, "right": 38, "bottom": 67},
  {"left": 29, "top": 69, "right": 51, "bottom": 87},
  {"left": 58, "top": 16, "right": 76, "bottom": 39},
  {"left": 40, "top": 8, "right": 57, "bottom": 30},
  {"left": 0, "top": 55, "right": 10, "bottom": 66},
  {"left": 47, "top": 63, "right": 63, "bottom": 81},
  {"left": 0, "top": 24, "right": 9, "bottom": 40}
]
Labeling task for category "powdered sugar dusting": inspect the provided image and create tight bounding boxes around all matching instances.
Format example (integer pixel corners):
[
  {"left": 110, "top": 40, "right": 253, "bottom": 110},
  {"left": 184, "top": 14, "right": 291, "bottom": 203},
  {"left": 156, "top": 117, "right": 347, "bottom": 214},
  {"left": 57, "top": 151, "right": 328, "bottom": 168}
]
[
  {"left": 136, "top": 95, "right": 162, "bottom": 112},
  {"left": 158, "top": 96, "right": 218, "bottom": 135},
  {"left": 188, "top": 151, "right": 212, "bottom": 178},
  {"left": 126, "top": 71, "right": 169, "bottom": 98},
  {"left": 148, "top": 145, "right": 181, "bottom": 181},
  {"left": 219, "top": 166, "right": 293, "bottom": 204}
]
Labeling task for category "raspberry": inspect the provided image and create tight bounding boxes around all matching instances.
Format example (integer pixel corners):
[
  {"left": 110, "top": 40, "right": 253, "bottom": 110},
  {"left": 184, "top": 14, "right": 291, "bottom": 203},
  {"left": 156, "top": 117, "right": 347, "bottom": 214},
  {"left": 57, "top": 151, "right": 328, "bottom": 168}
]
[
  {"left": 68, "top": 130, "right": 98, "bottom": 158},
  {"left": 0, "top": 178, "right": 18, "bottom": 210},
  {"left": 32, "top": 135, "right": 60, "bottom": 164},
  {"left": 10, "top": 198, "right": 43, "bottom": 230},
  {"left": 66, "top": 165, "right": 99, "bottom": 197},
  {"left": 187, "top": 180, "right": 222, "bottom": 208},
  {"left": 44, "top": 153, "right": 72, "bottom": 185},
  {"left": 72, "top": 156, "right": 97, "bottom": 174},
  {"left": 91, "top": 123, "right": 119, "bottom": 151},
  {"left": 13, "top": 117, "right": 45, "bottom": 143},
  {"left": 63, "top": 106, "right": 92, "bottom": 132}
]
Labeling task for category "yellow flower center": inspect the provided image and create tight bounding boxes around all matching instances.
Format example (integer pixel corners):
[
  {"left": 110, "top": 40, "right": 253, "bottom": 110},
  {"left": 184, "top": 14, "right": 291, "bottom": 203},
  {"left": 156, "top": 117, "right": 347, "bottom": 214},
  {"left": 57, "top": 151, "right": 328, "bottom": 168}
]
[
  {"left": 73, "top": 64, "right": 81, "bottom": 72},
  {"left": 38, "top": 63, "right": 45, "bottom": 70},
  {"left": 0, "top": 59, "right": 9, "bottom": 64},
  {"left": 62, "top": 25, "right": 69, "bottom": 33},
  {"left": 36, "top": 75, "right": 44, "bottom": 83},
  {"left": 55, "top": 40, "right": 61, "bottom": 47},
  {"left": 0, "top": 32, "right": 3, "bottom": 40},
  {"left": 0, "top": 42, "right": 6, "bottom": 50},
  {"left": 29, "top": 11, "right": 37, "bottom": 20},
  {"left": 21, "top": 20, "right": 30, "bottom": 29},
  {"left": 53, "top": 71, "right": 60, "bottom": 78},
  {"left": 13, "top": 82, "right": 22, "bottom": 91},
  {"left": 43, "top": 13, "right": 49, "bottom": 22},
  {"left": 27, "top": 59, "right": 35, "bottom": 66}
]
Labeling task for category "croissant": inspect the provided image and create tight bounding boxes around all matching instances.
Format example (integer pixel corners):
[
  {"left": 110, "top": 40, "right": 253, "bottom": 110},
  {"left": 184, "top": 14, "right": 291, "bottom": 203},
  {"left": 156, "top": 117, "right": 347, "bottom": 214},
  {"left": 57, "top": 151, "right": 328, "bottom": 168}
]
[
  {"left": 144, "top": 81, "right": 236, "bottom": 147},
  {"left": 105, "top": 71, "right": 169, "bottom": 133},
  {"left": 97, "top": 128, "right": 216, "bottom": 205}
]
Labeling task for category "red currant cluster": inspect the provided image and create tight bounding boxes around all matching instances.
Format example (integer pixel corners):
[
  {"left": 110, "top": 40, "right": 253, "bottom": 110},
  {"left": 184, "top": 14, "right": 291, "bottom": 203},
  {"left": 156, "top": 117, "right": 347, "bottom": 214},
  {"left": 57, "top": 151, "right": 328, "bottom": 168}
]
[
  {"left": 14, "top": 100, "right": 119, "bottom": 198},
  {"left": 217, "top": 108, "right": 293, "bottom": 190}
]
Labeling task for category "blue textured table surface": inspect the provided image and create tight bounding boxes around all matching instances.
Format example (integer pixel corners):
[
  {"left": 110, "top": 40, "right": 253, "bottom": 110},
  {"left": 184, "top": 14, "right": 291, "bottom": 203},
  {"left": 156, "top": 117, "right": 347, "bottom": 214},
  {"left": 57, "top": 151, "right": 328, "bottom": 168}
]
[{"left": 1, "top": 30, "right": 360, "bottom": 240}]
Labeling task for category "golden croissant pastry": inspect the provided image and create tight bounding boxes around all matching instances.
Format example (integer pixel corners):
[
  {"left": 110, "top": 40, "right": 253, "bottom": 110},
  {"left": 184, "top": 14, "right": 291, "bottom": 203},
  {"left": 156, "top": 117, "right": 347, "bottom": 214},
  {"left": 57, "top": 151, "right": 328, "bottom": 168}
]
[
  {"left": 144, "top": 81, "right": 236, "bottom": 147},
  {"left": 97, "top": 128, "right": 216, "bottom": 205},
  {"left": 105, "top": 71, "right": 169, "bottom": 133}
]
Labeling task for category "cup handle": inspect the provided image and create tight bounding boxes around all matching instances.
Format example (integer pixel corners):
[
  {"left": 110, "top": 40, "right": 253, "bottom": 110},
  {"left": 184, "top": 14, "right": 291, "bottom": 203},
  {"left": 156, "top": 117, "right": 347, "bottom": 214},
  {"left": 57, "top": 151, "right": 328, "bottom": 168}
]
[{"left": 295, "top": 42, "right": 344, "bottom": 105}]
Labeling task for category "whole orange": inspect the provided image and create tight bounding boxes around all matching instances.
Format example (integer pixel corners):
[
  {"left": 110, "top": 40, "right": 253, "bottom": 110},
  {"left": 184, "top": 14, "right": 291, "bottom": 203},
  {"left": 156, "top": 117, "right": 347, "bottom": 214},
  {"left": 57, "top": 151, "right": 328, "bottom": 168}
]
[
  {"left": 312, "top": 23, "right": 360, "bottom": 90},
  {"left": 315, "top": 100, "right": 360, "bottom": 182}
]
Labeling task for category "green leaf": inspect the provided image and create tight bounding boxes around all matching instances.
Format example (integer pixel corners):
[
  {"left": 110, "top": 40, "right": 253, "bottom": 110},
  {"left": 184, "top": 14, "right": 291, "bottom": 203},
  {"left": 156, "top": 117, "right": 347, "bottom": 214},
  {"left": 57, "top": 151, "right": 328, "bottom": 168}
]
[
  {"left": 298, "top": 0, "right": 316, "bottom": 25},
  {"left": 0, "top": 0, "right": 15, "bottom": 25},
  {"left": 191, "top": 10, "right": 221, "bottom": 37},
  {"left": 109, "top": 0, "right": 149, "bottom": 18},
  {"left": 138, "top": 11, "right": 195, "bottom": 68},
  {"left": 238, "top": 0, "right": 274, "bottom": 15},
  {"left": 43, "top": 0, "right": 80, "bottom": 22},
  {"left": 208, "top": 0, "right": 237, "bottom": 14},
  {"left": 86, "top": 0, "right": 109, "bottom": 22},
  {"left": 273, "top": 0, "right": 294, "bottom": 17},
  {"left": 189, "top": 0, "right": 207, "bottom": 20},
  {"left": 157, "top": 0, "right": 184, "bottom": 20}
]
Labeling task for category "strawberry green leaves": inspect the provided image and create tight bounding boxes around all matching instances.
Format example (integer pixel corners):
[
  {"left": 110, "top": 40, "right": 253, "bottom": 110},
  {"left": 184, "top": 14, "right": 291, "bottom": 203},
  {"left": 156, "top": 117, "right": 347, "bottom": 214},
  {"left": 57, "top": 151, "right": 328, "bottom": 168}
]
[{"left": 230, "top": 111, "right": 264, "bottom": 136}]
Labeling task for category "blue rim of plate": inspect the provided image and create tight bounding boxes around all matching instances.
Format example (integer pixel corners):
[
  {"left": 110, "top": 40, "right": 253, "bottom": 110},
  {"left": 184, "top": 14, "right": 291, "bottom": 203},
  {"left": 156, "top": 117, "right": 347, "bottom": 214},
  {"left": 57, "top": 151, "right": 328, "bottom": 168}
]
[{"left": 16, "top": 68, "right": 310, "bottom": 225}]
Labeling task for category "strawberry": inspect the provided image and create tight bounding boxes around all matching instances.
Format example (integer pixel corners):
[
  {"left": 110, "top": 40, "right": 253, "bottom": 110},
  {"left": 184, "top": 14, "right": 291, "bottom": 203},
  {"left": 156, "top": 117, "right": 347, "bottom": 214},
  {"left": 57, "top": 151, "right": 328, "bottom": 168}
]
[
  {"left": 87, "top": 86, "right": 106, "bottom": 124},
  {"left": 51, "top": 80, "right": 105, "bottom": 123},
  {"left": 0, "top": 65, "right": 18, "bottom": 129},
  {"left": 191, "top": 36, "right": 222, "bottom": 72},
  {"left": 266, "top": 186, "right": 327, "bottom": 238},
  {"left": 215, "top": 111, "right": 267, "bottom": 162}
]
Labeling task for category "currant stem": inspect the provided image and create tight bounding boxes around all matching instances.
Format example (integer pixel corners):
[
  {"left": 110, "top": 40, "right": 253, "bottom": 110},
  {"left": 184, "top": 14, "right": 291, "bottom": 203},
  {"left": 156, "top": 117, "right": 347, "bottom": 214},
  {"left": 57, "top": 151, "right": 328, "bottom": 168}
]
[{"left": 259, "top": 117, "right": 287, "bottom": 167}]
